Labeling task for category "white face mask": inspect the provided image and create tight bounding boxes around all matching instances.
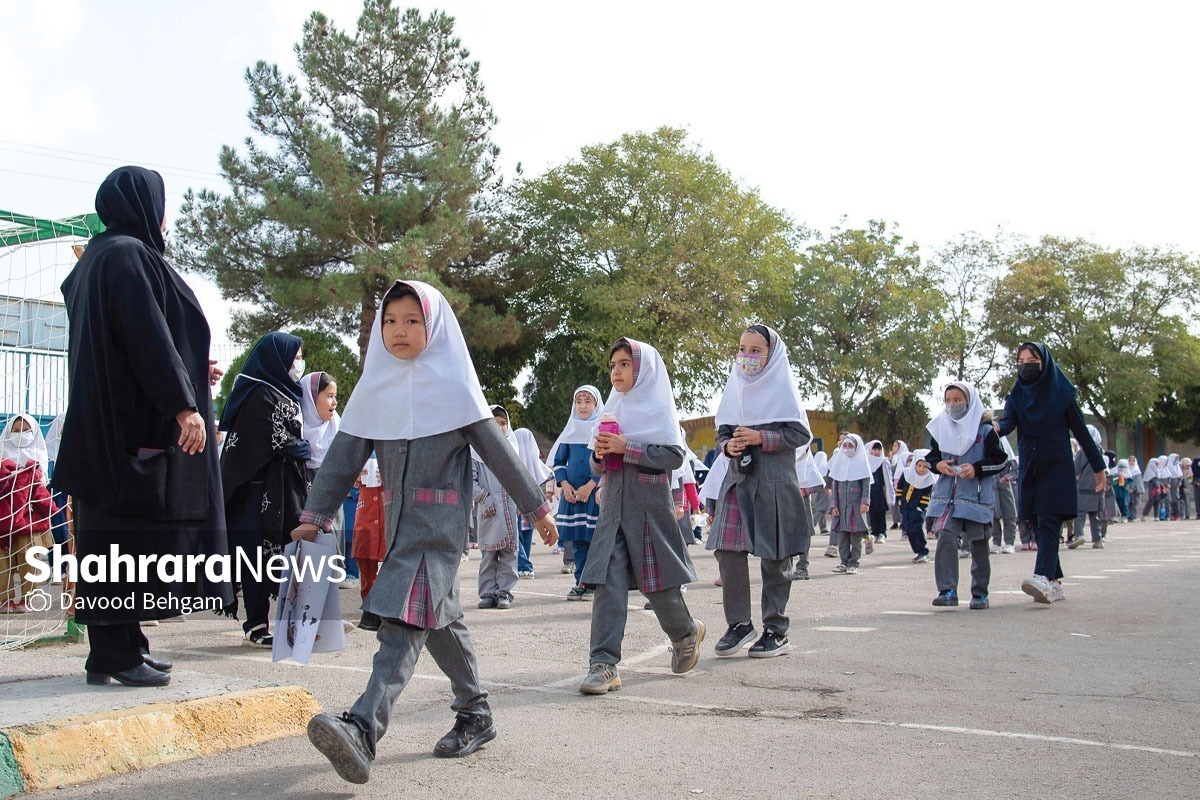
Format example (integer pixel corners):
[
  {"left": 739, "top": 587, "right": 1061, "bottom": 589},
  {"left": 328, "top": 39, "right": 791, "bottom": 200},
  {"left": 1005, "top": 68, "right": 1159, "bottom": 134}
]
[
  {"left": 735, "top": 353, "right": 764, "bottom": 377},
  {"left": 288, "top": 359, "right": 305, "bottom": 382},
  {"left": 11, "top": 431, "right": 35, "bottom": 449}
]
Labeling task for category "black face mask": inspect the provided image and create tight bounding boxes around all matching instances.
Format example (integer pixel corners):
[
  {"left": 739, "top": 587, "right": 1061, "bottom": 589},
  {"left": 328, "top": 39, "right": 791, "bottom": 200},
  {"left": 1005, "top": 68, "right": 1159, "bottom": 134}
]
[{"left": 1018, "top": 363, "right": 1042, "bottom": 383}]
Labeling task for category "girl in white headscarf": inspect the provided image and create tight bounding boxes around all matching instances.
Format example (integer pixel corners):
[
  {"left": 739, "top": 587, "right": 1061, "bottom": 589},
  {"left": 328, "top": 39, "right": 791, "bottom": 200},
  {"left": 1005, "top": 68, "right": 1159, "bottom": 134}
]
[
  {"left": 300, "top": 371, "right": 345, "bottom": 548},
  {"left": 829, "top": 434, "right": 872, "bottom": 573},
  {"left": 708, "top": 324, "right": 812, "bottom": 658},
  {"left": 1125, "top": 456, "right": 1142, "bottom": 522},
  {"left": 810, "top": 450, "right": 832, "bottom": 541},
  {"left": 1166, "top": 454, "right": 1184, "bottom": 520},
  {"left": 513, "top": 426, "right": 554, "bottom": 580},
  {"left": 0, "top": 414, "right": 58, "bottom": 611},
  {"left": 548, "top": 385, "right": 604, "bottom": 597},
  {"left": 864, "top": 439, "right": 894, "bottom": 543},
  {"left": 1140, "top": 456, "right": 1164, "bottom": 520},
  {"left": 472, "top": 404, "right": 526, "bottom": 609},
  {"left": 1068, "top": 425, "right": 1107, "bottom": 549},
  {"left": 896, "top": 447, "right": 936, "bottom": 563},
  {"left": 577, "top": 337, "right": 703, "bottom": 694},
  {"left": 889, "top": 440, "right": 910, "bottom": 529}
]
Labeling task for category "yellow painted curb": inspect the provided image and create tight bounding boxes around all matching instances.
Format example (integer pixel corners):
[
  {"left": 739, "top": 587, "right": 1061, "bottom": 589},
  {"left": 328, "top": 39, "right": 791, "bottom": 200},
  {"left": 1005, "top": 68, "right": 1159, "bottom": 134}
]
[{"left": 4, "top": 686, "right": 321, "bottom": 793}]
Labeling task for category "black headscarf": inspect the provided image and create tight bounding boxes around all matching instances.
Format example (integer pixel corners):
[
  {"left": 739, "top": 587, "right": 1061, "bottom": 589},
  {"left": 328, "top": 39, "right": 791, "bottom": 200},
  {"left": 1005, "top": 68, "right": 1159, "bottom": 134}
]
[
  {"left": 1005, "top": 341, "right": 1078, "bottom": 436},
  {"left": 219, "top": 332, "right": 304, "bottom": 430},
  {"left": 95, "top": 166, "right": 167, "bottom": 254}
]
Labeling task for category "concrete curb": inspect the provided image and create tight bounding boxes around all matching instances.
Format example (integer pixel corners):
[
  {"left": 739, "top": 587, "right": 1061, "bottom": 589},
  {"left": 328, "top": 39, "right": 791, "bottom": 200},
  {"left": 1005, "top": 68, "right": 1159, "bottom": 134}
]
[{"left": 0, "top": 685, "right": 320, "bottom": 797}]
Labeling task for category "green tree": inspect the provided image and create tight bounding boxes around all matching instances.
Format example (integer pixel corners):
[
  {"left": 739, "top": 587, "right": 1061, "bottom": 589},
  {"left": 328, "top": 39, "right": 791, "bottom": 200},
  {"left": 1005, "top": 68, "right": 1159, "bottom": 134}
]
[
  {"left": 781, "top": 220, "right": 945, "bottom": 429},
  {"left": 509, "top": 127, "right": 799, "bottom": 426},
  {"left": 174, "top": 1, "right": 525, "bottom": 397},
  {"left": 1151, "top": 380, "right": 1200, "bottom": 444},
  {"left": 987, "top": 236, "right": 1200, "bottom": 441},
  {"left": 215, "top": 328, "right": 362, "bottom": 417}
]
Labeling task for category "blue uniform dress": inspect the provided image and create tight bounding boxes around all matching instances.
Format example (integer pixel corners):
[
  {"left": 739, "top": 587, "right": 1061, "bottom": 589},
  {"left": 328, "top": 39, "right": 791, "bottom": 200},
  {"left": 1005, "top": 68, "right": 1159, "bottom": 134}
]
[{"left": 554, "top": 442, "right": 600, "bottom": 586}]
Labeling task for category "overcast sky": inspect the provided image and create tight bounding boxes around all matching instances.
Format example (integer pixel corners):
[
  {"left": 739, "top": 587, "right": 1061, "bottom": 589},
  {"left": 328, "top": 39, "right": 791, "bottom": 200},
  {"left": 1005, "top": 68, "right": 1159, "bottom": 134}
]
[{"left": 5, "top": 0, "right": 1199, "bottom": 393}]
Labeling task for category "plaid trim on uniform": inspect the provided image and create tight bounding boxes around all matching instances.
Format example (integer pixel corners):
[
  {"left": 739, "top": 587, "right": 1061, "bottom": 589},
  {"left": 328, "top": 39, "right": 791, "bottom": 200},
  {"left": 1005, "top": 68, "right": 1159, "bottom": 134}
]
[
  {"left": 758, "top": 429, "right": 784, "bottom": 453},
  {"left": 623, "top": 441, "right": 645, "bottom": 465},
  {"left": 401, "top": 556, "right": 436, "bottom": 629},
  {"left": 522, "top": 500, "right": 553, "bottom": 526},
  {"left": 640, "top": 523, "right": 663, "bottom": 593},
  {"left": 298, "top": 509, "right": 334, "bottom": 532},
  {"left": 413, "top": 488, "right": 459, "bottom": 505},
  {"left": 637, "top": 471, "right": 668, "bottom": 485},
  {"left": 709, "top": 483, "right": 748, "bottom": 552}
]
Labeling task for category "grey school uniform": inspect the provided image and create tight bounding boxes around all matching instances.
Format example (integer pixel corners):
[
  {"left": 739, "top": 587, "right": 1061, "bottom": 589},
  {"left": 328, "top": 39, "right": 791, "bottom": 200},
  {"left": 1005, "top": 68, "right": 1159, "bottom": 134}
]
[
  {"left": 992, "top": 461, "right": 1018, "bottom": 547},
  {"left": 706, "top": 421, "right": 812, "bottom": 634},
  {"left": 473, "top": 458, "right": 520, "bottom": 600},
  {"left": 581, "top": 441, "right": 697, "bottom": 665},
  {"left": 301, "top": 419, "right": 550, "bottom": 752},
  {"left": 1074, "top": 450, "right": 1105, "bottom": 542},
  {"left": 830, "top": 477, "right": 870, "bottom": 568}
]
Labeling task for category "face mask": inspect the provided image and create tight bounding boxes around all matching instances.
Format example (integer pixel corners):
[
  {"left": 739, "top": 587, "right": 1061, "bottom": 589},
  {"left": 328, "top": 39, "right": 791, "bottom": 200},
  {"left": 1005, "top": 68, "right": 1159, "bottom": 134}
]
[
  {"left": 841, "top": 446, "right": 856, "bottom": 457},
  {"left": 11, "top": 431, "right": 35, "bottom": 449},
  {"left": 289, "top": 359, "right": 305, "bottom": 382},
  {"left": 1017, "top": 362, "right": 1041, "bottom": 382},
  {"left": 946, "top": 402, "right": 969, "bottom": 421},
  {"left": 735, "top": 353, "right": 764, "bottom": 377}
]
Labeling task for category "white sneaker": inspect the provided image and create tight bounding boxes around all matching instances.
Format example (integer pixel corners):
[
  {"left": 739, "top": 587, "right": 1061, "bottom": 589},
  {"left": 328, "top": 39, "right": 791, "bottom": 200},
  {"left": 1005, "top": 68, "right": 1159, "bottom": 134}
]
[
  {"left": 1021, "top": 575, "right": 1052, "bottom": 604},
  {"left": 1047, "top": 581, "right": 1065, "bottom": 602},
  {"left": 989, "top": 544, "right": 1001, "bottom": 554},
  {"left": 340, "top": 578, "right": 361, "bottom": 591},
  {"left": 1001, "top": 544, "right": 1015, "bottom": 554}
]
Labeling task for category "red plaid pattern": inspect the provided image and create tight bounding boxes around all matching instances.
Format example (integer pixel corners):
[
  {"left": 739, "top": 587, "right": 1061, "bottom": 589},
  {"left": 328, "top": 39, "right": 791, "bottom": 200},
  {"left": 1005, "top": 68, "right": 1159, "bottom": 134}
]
[
  {"left": 758, "top": 429, "right": 783, "bottom": 453},
  {"left": 401, "top": 556, "right": 436, "bottom": 629},
  {"left": 413, "top": 488, "right": 459, "bottom": 505},
  {"left": 522, "top": 500, "right": 553, "bottom": 526},
  {"left": 709, "top": 483, "right": 748, "bottom": 552},
  {"left": 637, "top": 471, "right": 668, "bottom": 485},
  {"left": 640, "top": 523, "right": 663, "bottom": 593},
  {"left": 623, "top": 441, "right": 645, "bottom": 464},
  {"left": 298, "top": 509, "right": 334, "bottom": 532}
]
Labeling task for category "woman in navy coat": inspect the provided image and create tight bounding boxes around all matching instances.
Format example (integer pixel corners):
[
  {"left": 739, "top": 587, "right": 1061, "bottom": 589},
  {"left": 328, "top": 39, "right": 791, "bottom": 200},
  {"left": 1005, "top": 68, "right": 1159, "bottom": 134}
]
[{"left": 994, "top": 342, "right": 1105, "bottom": 604}]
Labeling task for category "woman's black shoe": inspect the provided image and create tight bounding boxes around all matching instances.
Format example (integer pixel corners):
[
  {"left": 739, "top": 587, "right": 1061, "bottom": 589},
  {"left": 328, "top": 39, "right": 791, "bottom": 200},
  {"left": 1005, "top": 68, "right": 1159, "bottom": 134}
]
[
  {"left": 142, "top": 654, "right": 173, "bottom": 672},
  {"left": 86, "top": 662, "right": 171, "bottom": 687}
]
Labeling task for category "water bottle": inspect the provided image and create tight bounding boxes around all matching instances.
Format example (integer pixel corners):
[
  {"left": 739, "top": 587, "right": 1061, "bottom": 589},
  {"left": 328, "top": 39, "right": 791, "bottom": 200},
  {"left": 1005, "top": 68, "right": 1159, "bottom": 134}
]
[{"left": 598, "top": 413, "right": 623, "bottom": 471}]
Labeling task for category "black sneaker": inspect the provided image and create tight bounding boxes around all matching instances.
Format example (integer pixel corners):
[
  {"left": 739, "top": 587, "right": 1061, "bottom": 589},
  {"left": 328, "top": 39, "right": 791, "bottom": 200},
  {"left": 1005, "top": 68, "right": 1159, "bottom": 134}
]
[
  {"left": 495, "top": 591, "right": 513, "bottom": 610},
  {"left": 478, "top": 594, "right": 498, "bottom": 609},
  {"left": 433, "top": 712, "right": 497, "bottom": 758},
  {"left": 932, "top": 590, "right": 958, "bottom": 607},
  {"left": 566, "top": 586, "right": 587, "bottom": 601},
  {"left": 791, "top": 566, "right": 810, "bottom": 581},
  {"left": 307, "top": 712, "right": 373, "bottom": 784},
  {"left": 357, "top": 611, "right": 382, "bottom": 631},
  {"left": 748, "top": 628, "right": 790, "bottom": 658},
  {"left": 969, "top": 595, "right": 989, "bottom": 610},
  {"left": 714, "top": 622, "right": 756, "bottom": 657}
]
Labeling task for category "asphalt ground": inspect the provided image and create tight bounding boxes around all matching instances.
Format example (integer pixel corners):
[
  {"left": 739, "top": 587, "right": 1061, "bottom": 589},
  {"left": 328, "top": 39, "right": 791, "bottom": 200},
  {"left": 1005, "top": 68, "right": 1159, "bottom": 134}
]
[{"left": 2, "top": 518, "right": 1197, "bottom": 799}]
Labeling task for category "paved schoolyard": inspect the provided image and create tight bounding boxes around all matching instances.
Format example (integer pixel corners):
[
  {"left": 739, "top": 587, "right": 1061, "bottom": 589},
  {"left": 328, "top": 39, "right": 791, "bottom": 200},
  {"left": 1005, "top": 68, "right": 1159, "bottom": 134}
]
[{"left": 2, "top": 519, "right": 1197, "bottom": 799}]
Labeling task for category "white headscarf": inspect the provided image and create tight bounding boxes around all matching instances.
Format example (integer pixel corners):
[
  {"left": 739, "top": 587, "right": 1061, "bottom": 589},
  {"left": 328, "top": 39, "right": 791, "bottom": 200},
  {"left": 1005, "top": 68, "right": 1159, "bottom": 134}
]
[
  {"left": 865, "top": 439, "right": 887, "bottom": 472},
  {"left": 339, "top": 280, "right": 491, "bottom": 441},
  {"left": 514, "top": 427, "right": 553, "bottom": 484},
  {"left": 1143, "top": 457, "right": 1161, "bottom": 482},
  {"left": 1117, "top": 459, "right": 1130, "bottom": 478},
  {"left": 699, "top": 455, "right": 730, "bottom": 506},
  {"left": 0, "top": 414, "right": 49, "bottom": 476},
  {"left": 829, "top": 434, "right": 873, "bottom": 483},
  {"left": 596, "top": 338, "right": 685, "bottom": 449},
  {"left": 544, "top": 385, "right": 603, "bottom": 469},
  {"left": 903, "top": 448, "right": 937, "bottom": 490},
  {"left": 45, "top": 413, "right": 65, "bottom": 464},
  {"left": 813, "top": 450, "right": 829, "bottom": 478},
  {"left": 926, "top": 381, "right": 986, "bottom": 457},
  {"left": 1086, "top": 424, "right": 1103, "bottom": 447},
  {"left": 714, "top": 325, "right": 809, "bottom": 430},
  {"left": 1128, "top": 456, "right": 1142, "bottom": 478},
  {"left": 1167, "top": 453, "right": 1182, "bottom": 479},
  {"left": 795, "top": 448, "right": 825, "bottom": 489},
  {"left": 890, "top": 440, "right": 910, "bottom": 474},
  {"left": 299, "top": 372, "right": 341, "bottom": 469},
  {"left": 472, "top": 405, "right": 520, "bottom": 461}
]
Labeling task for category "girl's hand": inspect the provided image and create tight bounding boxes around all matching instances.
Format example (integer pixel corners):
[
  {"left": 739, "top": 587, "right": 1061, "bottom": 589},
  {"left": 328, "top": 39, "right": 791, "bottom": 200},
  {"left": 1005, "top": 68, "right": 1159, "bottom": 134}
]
[
  {"left": 957, "top": 463, "right": 976, "bottom": 480},
  {"left": 937, "top": 461, "right": 958, "bottom": 477},
  {"left": 732, "top": 427, "right": 763, "bottom": 449},
  {"left": 560, "top": 481, "right": 577, "bottom": 504},
  {"left": 706, "top": 514, "right": 714, "bottom": 525},
  {"left": 576, "top": 482, "right": 595, "bottom": 503},
  {"left": 724, "top": 440, "right": 745, "bottom": 457},
  {"left": 832, "top": 507, "right": 841, "bottom": 516},
  {"left": 291, "top": 523, "right": 319, "bottom": 542},
  {"left": 860, "top": 503, "right": 870, "bottom": 515},
  {"left": 534, "top": 515, "right": 558, "bottom": 546},
  {"left": 675, "top": 503, "right": 686, "bottom": 520},
  {"left": 594, "top": 432, "right": 627, "bottom": 455},
  {"left": 1094, "top": 472, "right": 1106, "bottom": 493}
]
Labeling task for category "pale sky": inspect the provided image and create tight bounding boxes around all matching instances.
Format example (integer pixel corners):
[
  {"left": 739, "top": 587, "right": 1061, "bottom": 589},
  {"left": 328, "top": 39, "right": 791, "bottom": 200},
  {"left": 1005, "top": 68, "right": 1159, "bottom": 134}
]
[{"left": 5, "top": 0, "right": 1199, "bottom": 402}]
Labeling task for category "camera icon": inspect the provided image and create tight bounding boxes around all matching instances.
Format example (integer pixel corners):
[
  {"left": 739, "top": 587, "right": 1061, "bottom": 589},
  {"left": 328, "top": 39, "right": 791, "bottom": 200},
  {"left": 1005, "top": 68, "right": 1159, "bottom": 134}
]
[{"left": 24, "top": 589, "right": 53, "bottom": 613}]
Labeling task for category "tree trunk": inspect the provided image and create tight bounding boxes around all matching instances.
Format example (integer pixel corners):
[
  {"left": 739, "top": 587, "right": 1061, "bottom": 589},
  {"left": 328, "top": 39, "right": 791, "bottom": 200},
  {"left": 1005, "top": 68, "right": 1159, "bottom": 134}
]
[{"left": 358, "top": 301, "right": 374, "bottom": 363}]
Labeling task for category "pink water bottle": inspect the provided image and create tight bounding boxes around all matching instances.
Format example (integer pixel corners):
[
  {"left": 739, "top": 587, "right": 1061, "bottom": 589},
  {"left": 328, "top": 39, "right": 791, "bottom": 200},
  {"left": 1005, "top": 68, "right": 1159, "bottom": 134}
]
[{"left": 598, "top": 413, "right": 623, "bottom": 471}]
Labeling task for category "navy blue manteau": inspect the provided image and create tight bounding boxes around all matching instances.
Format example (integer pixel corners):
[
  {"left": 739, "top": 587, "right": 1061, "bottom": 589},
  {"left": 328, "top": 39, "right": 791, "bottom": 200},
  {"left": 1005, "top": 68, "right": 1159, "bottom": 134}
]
[{"left": 995, "top": 342, "right": 1106, "bottom": 519}]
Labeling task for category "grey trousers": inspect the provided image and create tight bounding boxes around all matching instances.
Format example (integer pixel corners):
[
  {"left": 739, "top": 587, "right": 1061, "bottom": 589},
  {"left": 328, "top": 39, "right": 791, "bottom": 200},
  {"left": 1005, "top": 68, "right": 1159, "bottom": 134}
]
[
  {"left": 935, "top": 517, "right": 991, "bottom": 597},
  {"left": 1074, "top": 511, "right": 1102, "bottom": 543},
  {"left": 992, "top": 515, "right": 1017, "bottom": 546},
  {"left": 478, "top": 547, "right": 518, "bottom": 598},
  {"left": 714, "top": 550, "right": 792, "bottom": 634},
  {"left": 590, "top": 527, "right": 693, "bottom": 665},
  {"left": 837, "top": 531, "right": 866, "bottom": 568},
  {"left": 349, "top": 617, "right": 489, "bottom": 753}
]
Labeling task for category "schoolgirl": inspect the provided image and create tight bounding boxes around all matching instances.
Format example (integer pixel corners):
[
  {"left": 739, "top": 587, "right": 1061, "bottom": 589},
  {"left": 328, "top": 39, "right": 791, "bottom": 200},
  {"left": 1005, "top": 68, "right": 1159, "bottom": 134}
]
[
  {"left": 578, "top": 338, "right": 704, "bottom": 694},
  {"left": 707, "top": 325, "right": 813, "bottom": 658},
  {"left": 895, "top": 447, "right": 935, "bottom": 563},
  {"left": 829, "top": 434, "right": 872, "bottom": 574},
  {"left": 473, "top": 405, "right": 524, "bottom": 610},
  {"left": 294, "top": 280, "right": 557, "bottom": 783},
  {"left": 865, "top": 440, "right": 894, "bottom": 543},
  {"left": 794, "top": 447, "right": 827, "bottom": 581},
  {"left": 547, "top": 385, "right": 604, "bottom": 598},
  {"left": 513, "top": 426, "right": 554, "bottom": 579}
]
